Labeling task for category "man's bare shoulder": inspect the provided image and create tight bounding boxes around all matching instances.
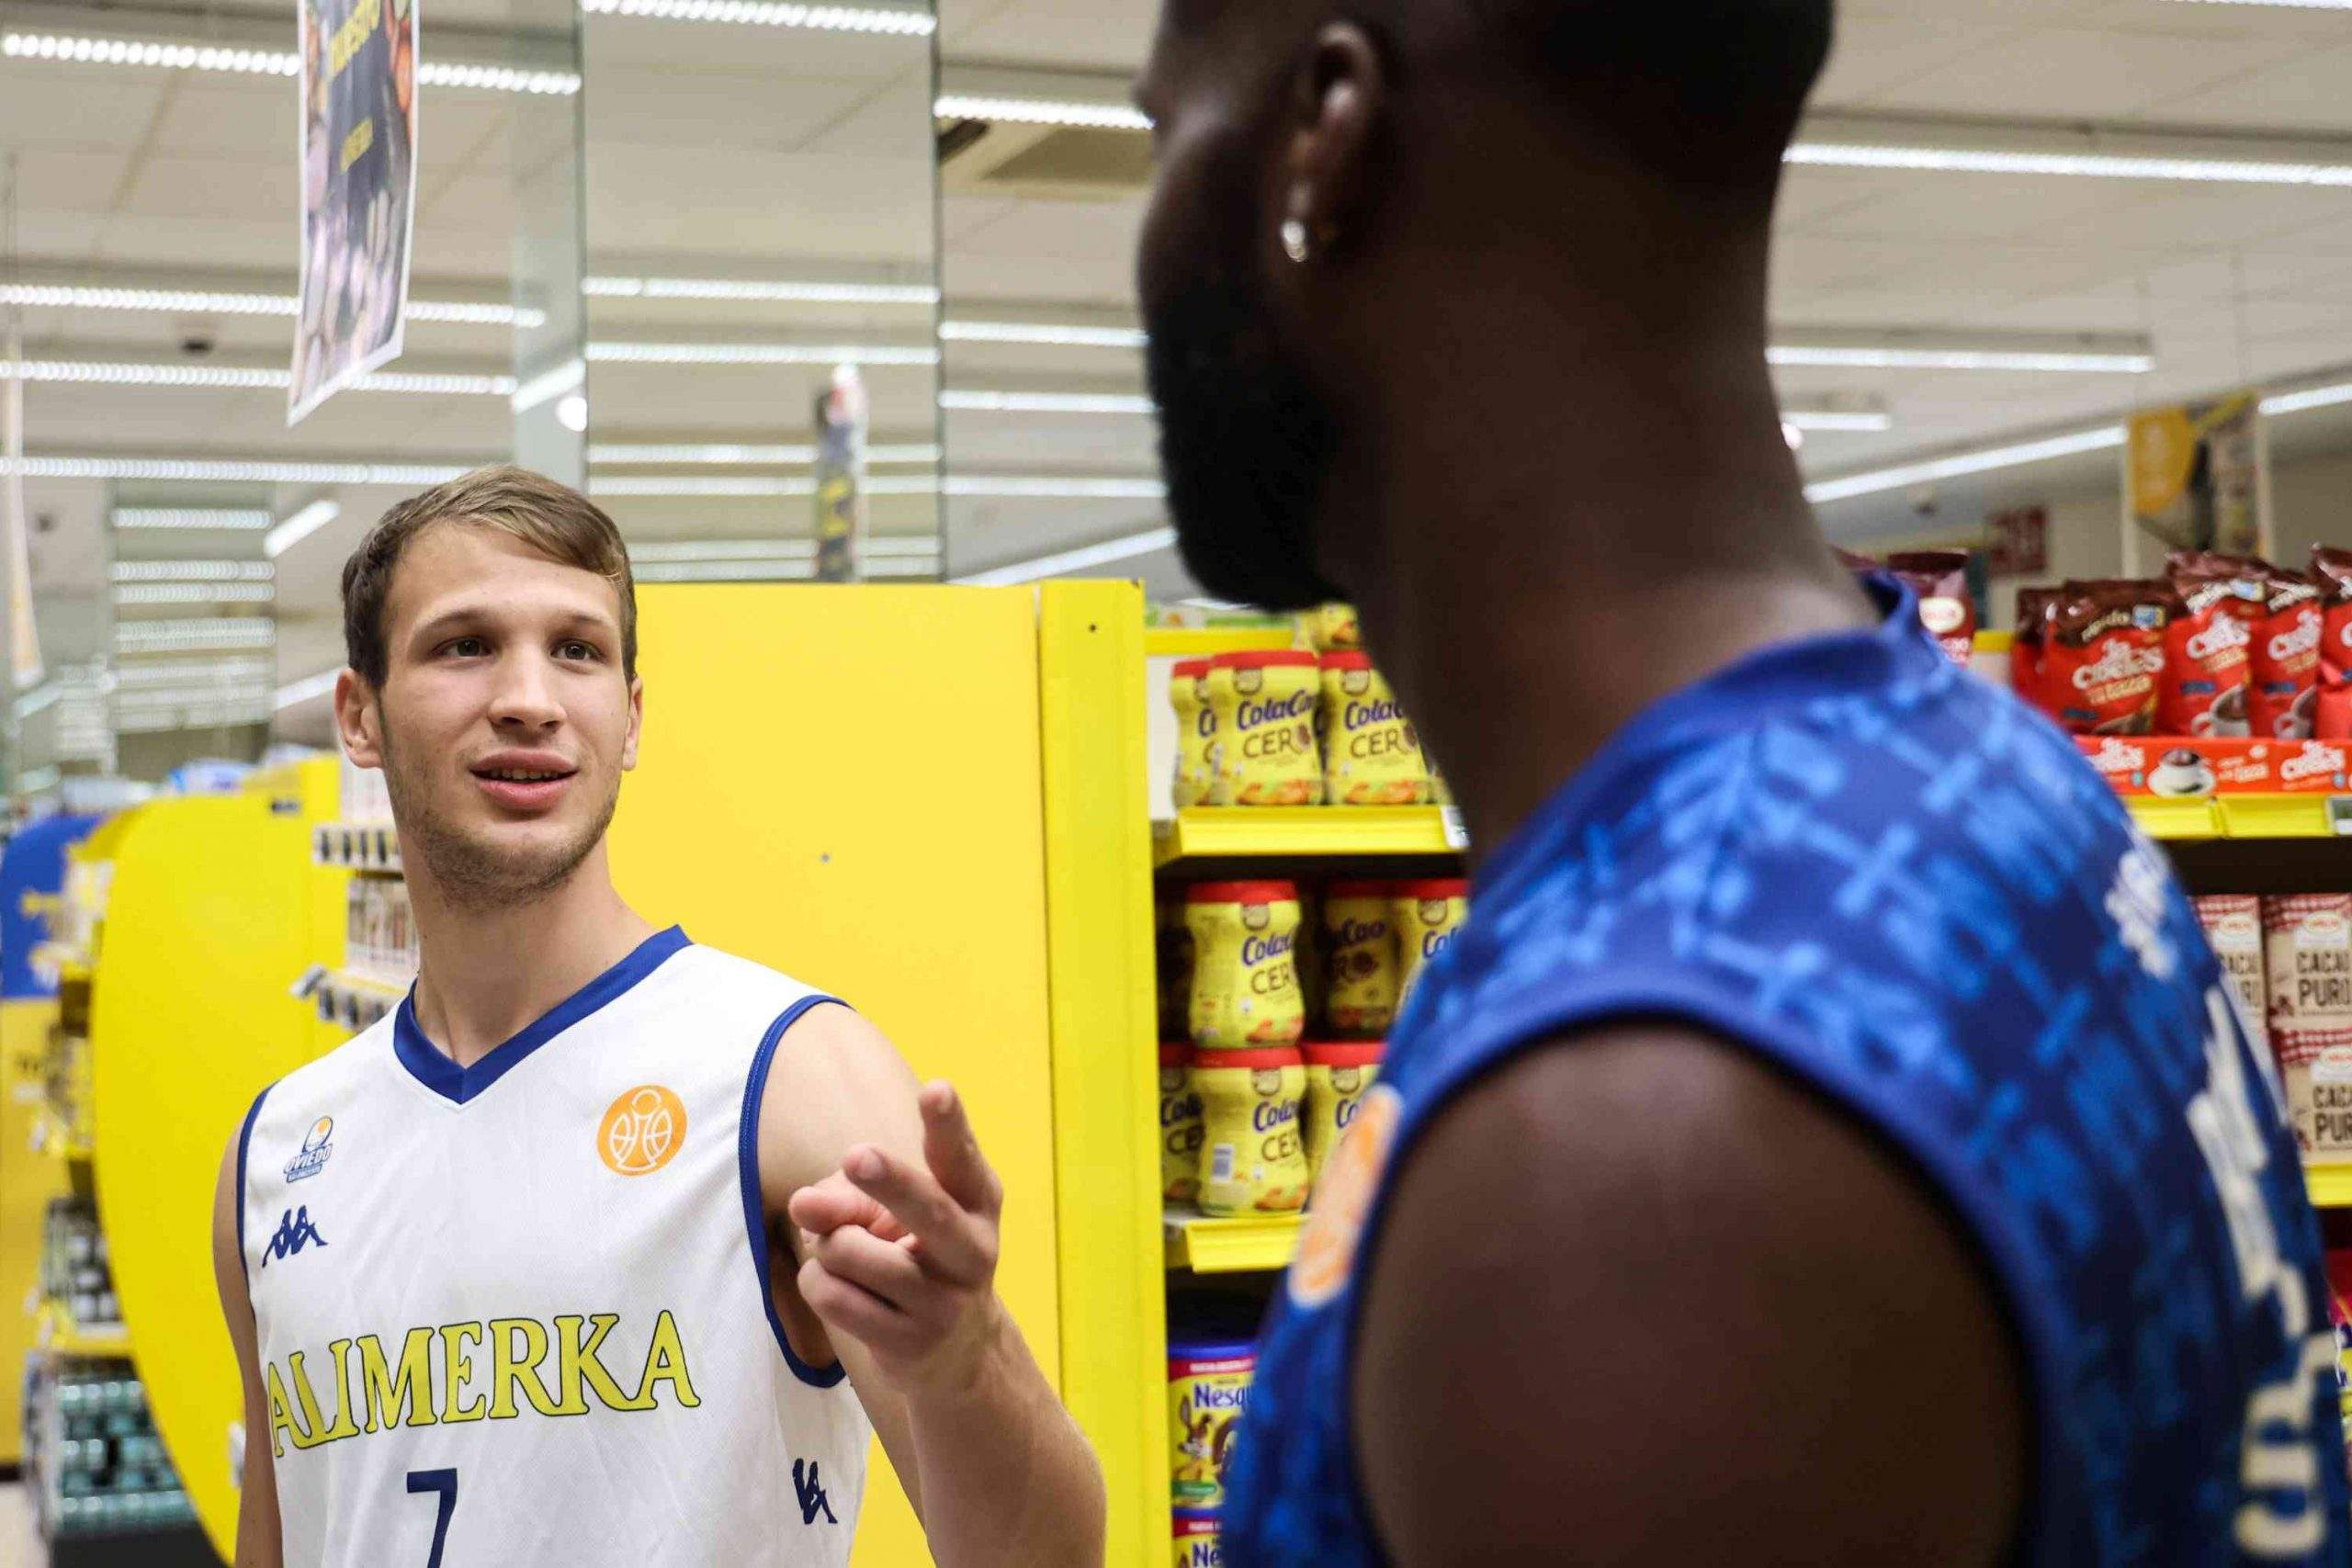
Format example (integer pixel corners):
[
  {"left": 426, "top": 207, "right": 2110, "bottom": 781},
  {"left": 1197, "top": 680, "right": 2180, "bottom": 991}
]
[
  {"left": 1352, "top": 1021, "right": 2027, "bottom": 1564},
  {"left": 753, "top": 998, "right": 922, "bottom": 1199}
]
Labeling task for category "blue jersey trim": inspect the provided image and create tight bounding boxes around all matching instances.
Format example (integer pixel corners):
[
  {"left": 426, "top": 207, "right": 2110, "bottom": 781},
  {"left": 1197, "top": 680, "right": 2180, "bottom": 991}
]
[
  {"left": 233, "top": 1084, "right": 272, "bottom": 1288},
  {"left": 1331, "top": 976, "right": 2068, "bottom": 1566},
  {"left": 740, "top": 995, "right": 854, "bottom": 1391},
  {"left": 392, "top": 925, "right": 693, "bottom": 1107}
]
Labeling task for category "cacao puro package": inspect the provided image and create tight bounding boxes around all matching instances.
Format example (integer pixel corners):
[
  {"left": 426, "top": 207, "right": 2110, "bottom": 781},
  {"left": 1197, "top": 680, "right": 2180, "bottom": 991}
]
[
  {"left": 1886, "top": 551, "right": 1976, "bottom": 665},
  {"left": 2046, "top": 580, "right": 2168, "bottom": 736}
]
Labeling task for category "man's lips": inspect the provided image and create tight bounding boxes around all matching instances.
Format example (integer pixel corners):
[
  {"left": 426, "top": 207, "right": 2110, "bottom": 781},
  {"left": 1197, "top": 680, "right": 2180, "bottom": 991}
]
[{"left": 468, "top": 757, "right": 577, "bottom": 812}]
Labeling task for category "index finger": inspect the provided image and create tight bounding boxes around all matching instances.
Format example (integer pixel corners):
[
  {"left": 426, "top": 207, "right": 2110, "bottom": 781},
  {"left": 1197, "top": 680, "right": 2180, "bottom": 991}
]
[
  {"left": 842, "top": 1145, "right": 990, "bottom": 1283},
  {"left": 919, "top": 1082, "right": 1001, "bottom": 1218}
]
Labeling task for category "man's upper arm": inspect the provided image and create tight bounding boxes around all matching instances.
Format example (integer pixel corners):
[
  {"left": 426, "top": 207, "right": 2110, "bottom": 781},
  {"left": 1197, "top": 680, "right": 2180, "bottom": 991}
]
[
  {"left": 754, "top": 1004, "right": 929, "bottom": 1507},
  {"left": 1351, "top": 1022, "right": 2027, "bottom": 1566},
  {"left": 213, "top": 1126, "right": 282, "bottom": 1567}
]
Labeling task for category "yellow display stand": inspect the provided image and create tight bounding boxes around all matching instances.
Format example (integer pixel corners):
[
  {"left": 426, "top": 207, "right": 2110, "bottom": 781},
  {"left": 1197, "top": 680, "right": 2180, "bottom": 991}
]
[
  {"left": 0, "top": 996, "right": 68, "bottom": 1463},
  {"left": 87, "top": 761, "right": 347, "bottom": 1559}
]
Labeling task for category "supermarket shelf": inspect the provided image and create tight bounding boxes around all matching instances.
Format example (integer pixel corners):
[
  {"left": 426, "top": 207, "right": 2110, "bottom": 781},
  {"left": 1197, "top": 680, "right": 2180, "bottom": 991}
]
[
  {"left": 306, "top": 968, "right": 405, "bottom": 1032},
  {"left": 1154, "top": 807, "right": 1468, "bottom": 868},
  {"left": 1164, "top": 1209, "right": 1303, "bottom": 1274},
  {"left": 312, "top": 821, "right": 402, "bottom": 874},
  {"left": 2127, "top": 795, "right": 2352, "bottom": 842},
  {"left": 32, "top": 1105, "right": 93, "bottom": 1165},
  {"left": 2306, "top": 1163, "right": 2352, "bottom": 1211},
  {"left": 33, "top": 1302, "right": 130, "bottom": 1359}
]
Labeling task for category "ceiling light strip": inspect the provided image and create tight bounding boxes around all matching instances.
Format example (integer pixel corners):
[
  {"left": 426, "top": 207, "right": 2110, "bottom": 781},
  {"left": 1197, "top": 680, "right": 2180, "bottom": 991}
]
[
  {"left": 113, "top": 582, "right": 276, "bottom": 605},
  {"left": 110, "top": 561, "right": 275, "bottom": 582},
  {"left": 588, "top": 442, "right": 942, "bottom": 466},
  {"left": 588, "top": 342, "right": 940, "bottom": 367},
  {"left": 584, "top": 276, "right": 937, "bottom": 306},
  {"left": 111, "top": 508, "right": 275, "bottom": 531},
  {"left": 933, "top": 95, "right": 1153, "bottom": 132},
  {"left": 0, "top": 359, "right": 512, "bottom": 395},
  {"left": 941, "top": 321, "right": 1148, "bottom": 350},
  {"left": 1769, "top": 346, "right": 2154, "bottom": 374},
  {"left": 0, "top": 285, "right": 542, "bottom": 328},
  {"left": 266, "top": 501, "right": 343, "bottom": 560},
  {"left": 1781, "top": 411, "right": 1894, "bottom": 434},
  {"left": 580, "top": 0, "right": 935, "bottom": 35},
  {"left": 954, "top": 526, "right": 1179, "bottom": 587},
  {"left": 1, "top": 34, "right": 577, "bottom": 93},
  {"left": 940, "top": 389, "right": 1156, "bottom": 416},
  {"left": 1785, "top": 141, "right": 2352, "bottom": 188}
]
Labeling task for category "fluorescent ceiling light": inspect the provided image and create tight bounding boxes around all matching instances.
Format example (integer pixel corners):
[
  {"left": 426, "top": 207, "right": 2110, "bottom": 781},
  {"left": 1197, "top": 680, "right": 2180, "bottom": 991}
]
[
  {"left": 1782, "top": 409, "right": 1894, "bottom": 434},
  {"left": 117, "top": 618, "right": 277, "bottom": 653},
  {"left": 591, "top": 474, "right": 1163, "bottom": 500},
  {"left": 275, "top": 670, "right": 343, "bottom": 710},
  {"left": 933, "top": 95, "right": 1153, "bottom": 132},
  {"left": 266, "top": 501, "right": 343, "bottom": 560},
  {"left": 0, "top": 284, "right": 541, "bottom": 328},
  {"left": 941, "top": 321, "right": 1148, "bottom": 350},
  {"left": 580, "top": 0, "right": 935, "bottom": 34},
  {"left": 113, "top": 659, "right": 275, "bottom": 689},
  {"left": 628, "top": 537, "right": 938, "bottom": 563},
  {"left": 512, "top": 358, "right": 586, "bottom": 414},
  {"left": 111, "top": 508, "right": 274, "bottom": 531},
  {"left": 0, "top": 456, "right": 467, "bottom": 486},
  {"left": 1770, "top": 345, "right": 2152, "bottom": 374},
  {"left": 111, "top": 561, "right": 274, "bottom": 582},
  {"left": 589, "top": 342, "right": 940, "bottom": 367},
  {"left": 584, "top": 276, "right": 937, "bottom": 306},
  {"left": 589, "top": 443, "right": 942, "bottom": 466},
  {"left": 941, "top": 389, "right": 1155, "bottom": 416},
  {"left": 1786, "top": 141, "right": 2352, "bottom": 188},
  {"left": 0, "top": 34, "right": 577, "bottom": 94},
  {"left": 2260, "top": 380, "right": 2352, "bottom": 417},
  {"left": 955, "top": 526, "right": 1179, "bottom": 587},
  {"left": 633, "top": 559, "right": 935, "bottom": 582},
  {"left": 114, "top": 582, "right": 276, "bottom": 605},
  {"left": 2166, "top": 0, "right": 2352, "bottom": 6},
  {"left": 0, "top": 359, "right": 511, "bottom": 395}
]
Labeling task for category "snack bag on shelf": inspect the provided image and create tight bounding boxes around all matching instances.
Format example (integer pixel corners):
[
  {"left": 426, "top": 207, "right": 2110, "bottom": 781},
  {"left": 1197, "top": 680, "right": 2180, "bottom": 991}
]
[
  {"left": 2159, "top": 552, "right": 2262, "bottom": 737},
  {"left": 2045, "top": 581, "right": 2167, "bottom": 735},
  {"left": 2265, "top": 895, "right": 2352, "bottom": 1038},
  {"left": 2274, "top": 1028, "right": 2352, "bottom": 1160},
  {"left": 2250, "top": 569, "right": 2325, "bottom": 740},
  {"left": 2011, "top": 587, "right": 2059, "bottom": 712},
  {"left": 2319, "top": 663, "right": 2352, "bottom": 744},
  {"left": 1887, "top": 551, "right": 1976, "bottom": 664},
  {"left": 2318, "top": 546, "right": 2352, "bottom": 658}
]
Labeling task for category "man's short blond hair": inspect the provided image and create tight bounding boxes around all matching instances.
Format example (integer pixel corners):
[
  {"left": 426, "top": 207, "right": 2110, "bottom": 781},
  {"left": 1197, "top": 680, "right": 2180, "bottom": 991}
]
[{"left": 341, "top": 465, "right": 638, "bottom": 687}]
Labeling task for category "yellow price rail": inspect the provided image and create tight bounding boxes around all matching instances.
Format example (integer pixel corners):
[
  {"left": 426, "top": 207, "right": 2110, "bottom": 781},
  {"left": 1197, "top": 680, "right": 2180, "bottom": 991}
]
[
  {"left": 1164, "top": 1210, "right": 1303, "bottom": 1274},
  {"left": 33, "top": 1301, "right": 130, "bottom": 1359},
  {"left": 2305, "top": 1164, "right": 2352, "bottom": 1211},
  {"left": 2128, "top": 796, "right": 2352, "bottom": 842},
  {"left": 1154, "top": 807, "right": 1467, "bottom": 868}
]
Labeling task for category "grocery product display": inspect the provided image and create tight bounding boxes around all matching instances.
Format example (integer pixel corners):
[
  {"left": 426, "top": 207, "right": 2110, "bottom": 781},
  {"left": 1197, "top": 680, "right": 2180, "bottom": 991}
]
[
  {"left": 1317, "top": 654, "right": 1431, "bottom": 807},
  {"left": 1184, "top": 882, "right": 1305, "bottom": 1050}
]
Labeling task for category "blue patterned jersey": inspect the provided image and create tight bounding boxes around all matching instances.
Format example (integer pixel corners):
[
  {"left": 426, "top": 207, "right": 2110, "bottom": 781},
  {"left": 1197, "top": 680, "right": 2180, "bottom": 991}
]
[{"left": 1224, "top": 581, "right": 2351, "bottom": 1566}]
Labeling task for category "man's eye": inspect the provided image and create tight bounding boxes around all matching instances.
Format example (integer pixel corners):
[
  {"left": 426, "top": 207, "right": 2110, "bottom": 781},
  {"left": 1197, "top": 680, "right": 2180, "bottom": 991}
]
[
  {"left": 446, "top": 637, "right": 488, "bottom": 658},
  {"left": 558, "top": 640, "right": 598, "bottom": 661}
]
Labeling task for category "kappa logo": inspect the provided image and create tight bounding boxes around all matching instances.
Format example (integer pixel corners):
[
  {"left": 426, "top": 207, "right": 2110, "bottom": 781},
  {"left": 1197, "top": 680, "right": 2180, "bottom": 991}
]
[
  {"left": 793, "top": 1458, "right": 838, "bottom": 1527},
  {"left": 284, "top": 1116, "right": 334, "bottom": 1184},
  {"left": 258, "top": 1206, "right": 329, "bottom": 1270},
  {"left": 598, "top": 1085, "right": 687, "bottom": 1177}
]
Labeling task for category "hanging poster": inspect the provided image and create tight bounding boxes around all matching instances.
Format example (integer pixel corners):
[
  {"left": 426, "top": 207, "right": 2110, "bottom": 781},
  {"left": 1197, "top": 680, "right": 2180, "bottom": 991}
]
[
  {"left": 813, "top": 367, "right": 870, "bottom": 583},
  {"left": 2127, "top": 389, "right": 2269, "bottom": 562},
  {"left": 290, "top": 0, "right": 419, "bottom": 425}
]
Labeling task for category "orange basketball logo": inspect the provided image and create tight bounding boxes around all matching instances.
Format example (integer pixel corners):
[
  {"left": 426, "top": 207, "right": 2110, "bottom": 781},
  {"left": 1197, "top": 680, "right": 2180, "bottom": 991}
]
[
  {"left": 1288, "top": 1084, "right": 1402, "bottom": 1309},
  {"left": 598, "top": 1085, "right": 687, "bottom": 1176}
]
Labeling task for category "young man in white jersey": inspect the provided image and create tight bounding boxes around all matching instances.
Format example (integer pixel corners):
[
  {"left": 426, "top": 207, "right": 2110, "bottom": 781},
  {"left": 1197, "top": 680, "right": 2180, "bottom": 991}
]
[{"left": 209, "top": 466, "right": 1105, "bottom": 1567}]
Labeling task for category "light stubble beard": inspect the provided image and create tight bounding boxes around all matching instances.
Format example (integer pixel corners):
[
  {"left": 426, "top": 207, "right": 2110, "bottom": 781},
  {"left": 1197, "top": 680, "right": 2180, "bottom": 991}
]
[{"left": 378, "top": 718, "right": 620, "bottom": 914}]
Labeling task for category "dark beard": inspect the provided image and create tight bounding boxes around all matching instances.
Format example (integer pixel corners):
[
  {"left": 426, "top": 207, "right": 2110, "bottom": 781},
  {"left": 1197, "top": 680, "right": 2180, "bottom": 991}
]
[
  {"left": 1143, "top": 223, "right": 1343, "bottom": 612},
  {"left": 379, "top": 720, "right": 616, "bottom": 912}
]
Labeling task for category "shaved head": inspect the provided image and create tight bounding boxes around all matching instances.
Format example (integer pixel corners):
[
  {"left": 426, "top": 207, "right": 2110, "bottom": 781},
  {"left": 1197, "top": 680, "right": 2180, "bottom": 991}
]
[{"left": 1135, "top": 0, "right": 1834, "bottom": 608}]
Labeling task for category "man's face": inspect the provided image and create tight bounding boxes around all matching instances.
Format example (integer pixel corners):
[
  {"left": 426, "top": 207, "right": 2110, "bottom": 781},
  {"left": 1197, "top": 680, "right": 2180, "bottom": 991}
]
[
  {"left": 1135, "top": 6, "right": 1344, "bottom": 612},
  {"left": 341, "top": 524, "right": 639, "bottom": 908}
]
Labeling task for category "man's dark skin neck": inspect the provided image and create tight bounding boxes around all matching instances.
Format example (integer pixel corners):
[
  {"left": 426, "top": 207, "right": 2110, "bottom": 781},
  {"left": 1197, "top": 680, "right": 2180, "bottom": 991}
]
[{"left": 1301, "top": 95, "right": 1875, "bottom": 859}]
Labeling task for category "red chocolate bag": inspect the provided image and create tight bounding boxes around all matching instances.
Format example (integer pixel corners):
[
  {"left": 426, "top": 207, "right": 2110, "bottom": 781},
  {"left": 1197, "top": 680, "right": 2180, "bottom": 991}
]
[
  {"left": 1887, "top": 551, "right": 1975, "bottom": 664},
  {"left": 2319, "top": 662, "right": 2352, "bottom": 743},
  {"left": 2013, "top": 587, "right": 2059, "bottom": 717},
  {"left": 2046, "top": 580, "right": 2167, "bottom": 735},
  {"left": 2316, "top": 547, "right": 2352, "bottom": 679},
  {"left": 2159, "top": 551, "right": 2261, "bottom": 737},
  {"left": 2251, "top": 570, "right": 2325, "bottom": 739}
]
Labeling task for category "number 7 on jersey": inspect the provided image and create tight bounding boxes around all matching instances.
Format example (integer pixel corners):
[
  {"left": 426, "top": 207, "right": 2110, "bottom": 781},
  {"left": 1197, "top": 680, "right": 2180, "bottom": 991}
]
[{"left": 405, "top": 1468, "right": 458, "bottom": 1566}]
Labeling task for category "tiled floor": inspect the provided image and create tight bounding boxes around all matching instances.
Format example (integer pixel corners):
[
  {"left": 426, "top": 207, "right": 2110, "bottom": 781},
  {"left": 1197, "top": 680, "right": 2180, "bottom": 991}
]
[{"left": 0, "top": 1483, "right": 37, "bottom": 1567}]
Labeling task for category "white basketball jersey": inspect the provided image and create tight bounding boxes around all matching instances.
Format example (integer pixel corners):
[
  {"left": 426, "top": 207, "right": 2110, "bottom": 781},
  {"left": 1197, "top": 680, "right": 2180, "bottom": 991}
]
[{"left": 238, "top": 928, "right": 872, "bottom": 1567}]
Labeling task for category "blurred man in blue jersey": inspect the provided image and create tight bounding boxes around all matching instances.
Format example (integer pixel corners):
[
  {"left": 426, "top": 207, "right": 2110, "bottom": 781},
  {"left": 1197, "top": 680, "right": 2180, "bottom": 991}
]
[{"left": 1132, "top": 1, "right": 2352, "bottom": 1562}]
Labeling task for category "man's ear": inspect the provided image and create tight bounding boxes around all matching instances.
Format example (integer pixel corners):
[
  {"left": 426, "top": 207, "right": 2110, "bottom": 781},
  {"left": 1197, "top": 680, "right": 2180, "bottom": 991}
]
[
  {"left": 1272, "top": 23, "right": 1385, "bottom": 270},
  {"left": 334, "top": 669, "right": 382, "bottom": 769},
  {"left": 621, "top": 675, "right": 644, "bottom": 773}
]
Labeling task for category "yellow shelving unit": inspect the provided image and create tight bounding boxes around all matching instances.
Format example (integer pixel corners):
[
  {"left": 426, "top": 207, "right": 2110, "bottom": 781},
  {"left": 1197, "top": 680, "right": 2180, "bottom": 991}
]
[
  {"left": 2305, "top": 1165, "right": 2352, "bottom": 1211},
  {"left": 31, "top": 1104, "right": 93, "bottom": 1166},
  {"left": 1164, "top": 1212, "right": 1304, "bottom": 1275},
  {"left": 1155, "top": 806, "right": 1467, "bottom": 868}
]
